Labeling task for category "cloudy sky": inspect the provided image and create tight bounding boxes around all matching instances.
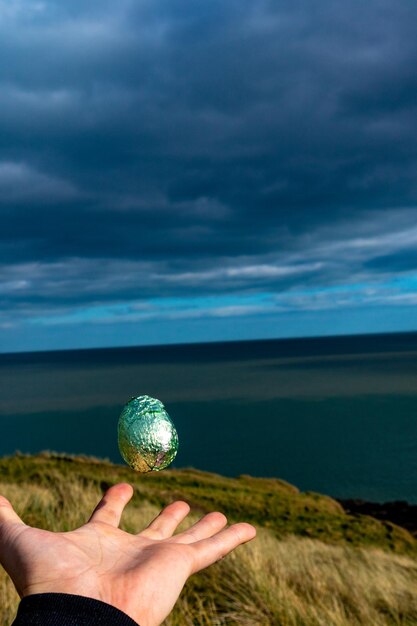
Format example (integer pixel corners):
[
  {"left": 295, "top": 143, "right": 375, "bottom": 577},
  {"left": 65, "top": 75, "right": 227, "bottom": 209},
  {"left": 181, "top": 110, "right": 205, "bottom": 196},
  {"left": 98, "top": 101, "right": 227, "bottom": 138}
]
[{"left": 1, "top": 0, "right": 417, "bottom": 352}]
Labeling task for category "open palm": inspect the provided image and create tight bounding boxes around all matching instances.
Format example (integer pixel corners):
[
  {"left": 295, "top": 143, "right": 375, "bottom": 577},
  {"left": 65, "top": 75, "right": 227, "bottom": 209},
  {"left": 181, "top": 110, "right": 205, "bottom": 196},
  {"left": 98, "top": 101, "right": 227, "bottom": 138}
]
[{"left": 0, "top": 483, "right": 256, "bottom": 626}]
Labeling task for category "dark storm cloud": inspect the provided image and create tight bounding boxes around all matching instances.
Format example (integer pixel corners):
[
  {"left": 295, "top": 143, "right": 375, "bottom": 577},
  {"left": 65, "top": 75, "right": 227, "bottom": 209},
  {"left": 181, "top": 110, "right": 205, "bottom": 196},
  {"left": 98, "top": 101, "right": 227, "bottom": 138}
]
[{"left": 1, "top": 0, "right": 417, "bottom": 326}]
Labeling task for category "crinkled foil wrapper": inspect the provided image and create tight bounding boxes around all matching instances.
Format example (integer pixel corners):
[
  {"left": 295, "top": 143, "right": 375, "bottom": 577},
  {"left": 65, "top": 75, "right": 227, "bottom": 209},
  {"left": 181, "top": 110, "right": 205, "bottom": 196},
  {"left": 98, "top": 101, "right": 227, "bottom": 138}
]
[{"left": 118, "top": 395, "right": 179, "bottom": 472}]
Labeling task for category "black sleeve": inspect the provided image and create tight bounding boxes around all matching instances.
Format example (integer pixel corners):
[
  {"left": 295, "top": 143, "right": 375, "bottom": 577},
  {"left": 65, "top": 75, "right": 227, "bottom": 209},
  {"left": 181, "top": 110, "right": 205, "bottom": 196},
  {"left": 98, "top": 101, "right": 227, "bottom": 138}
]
[{"left": 11, "top": 593, "right": 140, "bottom": 625}]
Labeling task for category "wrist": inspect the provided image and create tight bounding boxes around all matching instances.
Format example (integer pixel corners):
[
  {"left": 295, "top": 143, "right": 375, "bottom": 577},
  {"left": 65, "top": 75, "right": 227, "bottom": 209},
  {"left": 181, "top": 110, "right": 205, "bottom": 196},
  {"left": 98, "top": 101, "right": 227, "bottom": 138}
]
[
  {"left": 22, "top": 581, "right": 147, "bottom": 626},
  {"left": 14, "top": 593, "right": 140, "bottom": 625}
]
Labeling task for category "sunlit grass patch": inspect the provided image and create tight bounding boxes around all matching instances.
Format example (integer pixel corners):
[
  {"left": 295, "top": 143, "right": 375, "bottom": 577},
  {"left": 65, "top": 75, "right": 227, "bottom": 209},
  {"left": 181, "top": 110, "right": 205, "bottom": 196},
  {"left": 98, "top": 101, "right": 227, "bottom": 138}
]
[{"left": 0, "top": 455, "right": 416, "bottom": 625}]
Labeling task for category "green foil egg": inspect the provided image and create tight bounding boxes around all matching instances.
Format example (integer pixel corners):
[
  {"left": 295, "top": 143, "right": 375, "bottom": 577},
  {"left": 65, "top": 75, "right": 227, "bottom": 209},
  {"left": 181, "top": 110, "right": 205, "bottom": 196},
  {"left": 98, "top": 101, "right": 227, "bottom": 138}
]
[{"left": 118, "top": 395, "right": 179, "bottom": 472}]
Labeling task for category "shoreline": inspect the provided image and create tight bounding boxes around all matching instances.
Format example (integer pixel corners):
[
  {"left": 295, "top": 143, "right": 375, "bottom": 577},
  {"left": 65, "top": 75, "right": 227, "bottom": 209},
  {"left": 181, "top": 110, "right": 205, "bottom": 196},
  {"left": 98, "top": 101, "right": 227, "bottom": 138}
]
[{"left": 338, "top": 499, "right": 417, "bottom": 537}]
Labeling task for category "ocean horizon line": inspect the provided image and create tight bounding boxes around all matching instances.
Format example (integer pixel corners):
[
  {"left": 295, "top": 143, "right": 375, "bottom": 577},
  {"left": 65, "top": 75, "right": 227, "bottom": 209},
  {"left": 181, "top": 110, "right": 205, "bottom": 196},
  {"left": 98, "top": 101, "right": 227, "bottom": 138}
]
[{"left": 2, "top": 327, "right": 417, "bottom": 359}]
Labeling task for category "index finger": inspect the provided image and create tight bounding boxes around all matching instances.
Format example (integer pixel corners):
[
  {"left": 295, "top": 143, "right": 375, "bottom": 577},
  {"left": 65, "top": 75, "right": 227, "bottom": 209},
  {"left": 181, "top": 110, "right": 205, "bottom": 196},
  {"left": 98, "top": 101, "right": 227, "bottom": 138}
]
[
  {"left": 191, "top": 522, "right": 256, "bottom": 573},
  {"left": 88, "top": 483, "right": 133, "bottom": 527}
]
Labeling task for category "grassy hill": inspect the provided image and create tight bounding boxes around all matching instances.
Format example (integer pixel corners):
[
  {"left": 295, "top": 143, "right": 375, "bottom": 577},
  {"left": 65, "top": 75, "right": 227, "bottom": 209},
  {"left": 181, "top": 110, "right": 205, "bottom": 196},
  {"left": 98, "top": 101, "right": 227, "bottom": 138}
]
[{"left": 0, "top": 453, "right": 416, "bottom": 625}]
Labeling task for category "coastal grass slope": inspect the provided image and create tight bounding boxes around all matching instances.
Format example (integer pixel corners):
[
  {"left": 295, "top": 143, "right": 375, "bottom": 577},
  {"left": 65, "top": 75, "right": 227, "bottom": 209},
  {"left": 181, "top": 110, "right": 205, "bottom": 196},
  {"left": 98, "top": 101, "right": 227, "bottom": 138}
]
[{"left": 0, "top": 453, "right": 416, "bottom": 625}]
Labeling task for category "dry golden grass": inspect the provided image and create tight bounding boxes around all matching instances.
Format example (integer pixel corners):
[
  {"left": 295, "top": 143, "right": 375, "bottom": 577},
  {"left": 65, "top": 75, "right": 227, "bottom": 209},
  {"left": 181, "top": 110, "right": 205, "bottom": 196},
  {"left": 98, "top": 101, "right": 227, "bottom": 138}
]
[
  {"left": 162, "top": 529, "right": 417, "bottom": 626},
  {"left": 0, "top": 479, "right": 416, "bottom": 625}
]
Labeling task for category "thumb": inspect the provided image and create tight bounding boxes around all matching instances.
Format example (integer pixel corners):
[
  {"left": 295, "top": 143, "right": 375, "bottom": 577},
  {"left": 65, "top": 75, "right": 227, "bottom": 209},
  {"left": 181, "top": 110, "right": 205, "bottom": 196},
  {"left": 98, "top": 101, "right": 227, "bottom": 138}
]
[
  {"left": 0, "top": 496, "right": 26, "bottom": 597},
  {"left": 0, "top": 495, "right": 25, "bottom": 528}
]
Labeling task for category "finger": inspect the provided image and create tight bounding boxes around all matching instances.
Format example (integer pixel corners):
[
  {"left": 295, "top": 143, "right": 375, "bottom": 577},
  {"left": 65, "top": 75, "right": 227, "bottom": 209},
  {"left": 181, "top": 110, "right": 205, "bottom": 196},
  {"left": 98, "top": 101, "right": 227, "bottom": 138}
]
[
  {"left": 0, "top": 495, "right": 25, "bottom": 528},
  {"left": 88, "top": 483, "right": 133, "bottom": 527},
  {"left": 140, "top": 501, "right": 190, "bottom": 540},
  {"left": 191, "top": 523, "right": 256, "bottom": 573},
  {"left": 172, "top": 511, "right": 227, "bottom": 544}
]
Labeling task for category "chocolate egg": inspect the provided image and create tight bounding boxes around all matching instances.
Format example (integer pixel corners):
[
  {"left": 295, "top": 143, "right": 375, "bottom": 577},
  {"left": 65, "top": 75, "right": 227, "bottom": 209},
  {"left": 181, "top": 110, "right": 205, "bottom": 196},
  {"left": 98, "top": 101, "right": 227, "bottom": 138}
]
[{"left": 118, "top": 395, "right": 178, "bottom": 472}]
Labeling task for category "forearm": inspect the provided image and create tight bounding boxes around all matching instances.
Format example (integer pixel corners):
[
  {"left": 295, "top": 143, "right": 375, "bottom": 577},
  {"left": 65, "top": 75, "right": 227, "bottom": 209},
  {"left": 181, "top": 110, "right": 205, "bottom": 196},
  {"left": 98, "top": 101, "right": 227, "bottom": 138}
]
[{"left": 11, "top": 594, "right": 140, "bottom": 626}]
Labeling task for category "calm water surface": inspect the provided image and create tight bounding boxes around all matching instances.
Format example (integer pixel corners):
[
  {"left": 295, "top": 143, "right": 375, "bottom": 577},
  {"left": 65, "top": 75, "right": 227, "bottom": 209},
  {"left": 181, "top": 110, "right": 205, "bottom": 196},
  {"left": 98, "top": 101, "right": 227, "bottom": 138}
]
[{"left": 1, "top": 332, "right": 417, "bottom": 502}]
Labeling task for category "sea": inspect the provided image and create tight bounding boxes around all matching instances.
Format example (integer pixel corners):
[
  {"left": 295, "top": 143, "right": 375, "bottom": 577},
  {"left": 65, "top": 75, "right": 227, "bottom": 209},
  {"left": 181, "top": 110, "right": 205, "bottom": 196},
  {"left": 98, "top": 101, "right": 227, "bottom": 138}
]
[{"left": 1, "top": 332, "right": 417, "bottom": 503}]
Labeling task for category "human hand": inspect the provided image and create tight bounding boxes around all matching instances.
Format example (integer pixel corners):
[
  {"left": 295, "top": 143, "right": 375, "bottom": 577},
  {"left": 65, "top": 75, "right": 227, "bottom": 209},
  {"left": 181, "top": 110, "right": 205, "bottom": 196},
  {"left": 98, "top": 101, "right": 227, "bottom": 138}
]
[{"left": 0, "top": 483, "right": 256, "bottom": 626}]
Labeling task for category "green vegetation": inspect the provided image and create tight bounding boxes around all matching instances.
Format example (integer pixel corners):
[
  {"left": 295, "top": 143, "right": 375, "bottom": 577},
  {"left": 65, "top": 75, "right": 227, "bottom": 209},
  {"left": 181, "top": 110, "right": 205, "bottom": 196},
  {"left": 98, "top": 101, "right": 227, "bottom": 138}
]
[
  {"left": 0, "top": 453, "right": 416, "bottom": 625},
  {"left": 1, "top": 452, "right": 414, "bottom": 553}
]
